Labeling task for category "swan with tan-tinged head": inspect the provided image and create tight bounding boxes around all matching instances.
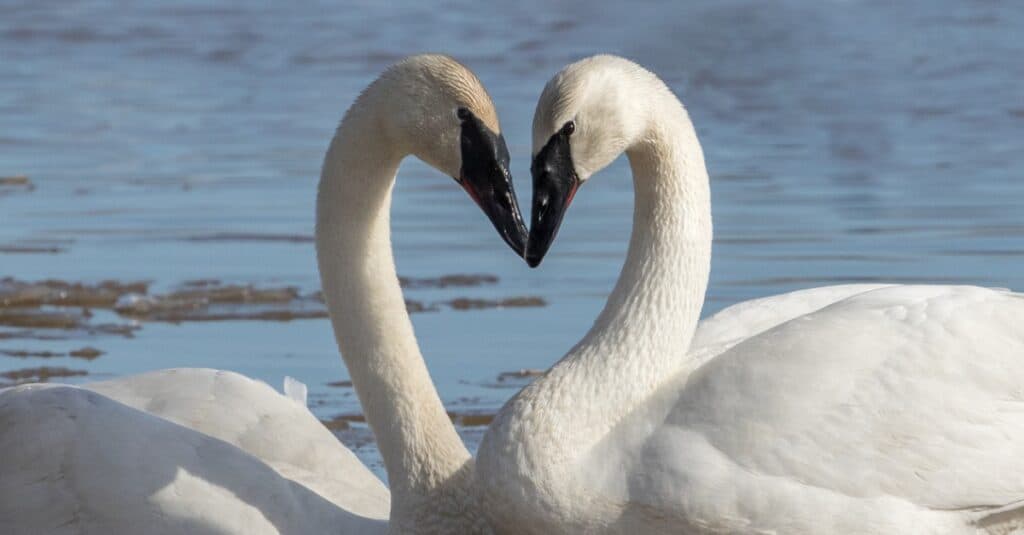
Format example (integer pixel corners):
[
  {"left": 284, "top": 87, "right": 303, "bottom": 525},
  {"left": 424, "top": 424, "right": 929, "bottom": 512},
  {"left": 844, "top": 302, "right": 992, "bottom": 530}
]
[
  {"left": 476, "top": 54, "right": 1024, "bottom": 534},
  {"left": 0, "top": 54, "right": 524, "bottom": 534}
]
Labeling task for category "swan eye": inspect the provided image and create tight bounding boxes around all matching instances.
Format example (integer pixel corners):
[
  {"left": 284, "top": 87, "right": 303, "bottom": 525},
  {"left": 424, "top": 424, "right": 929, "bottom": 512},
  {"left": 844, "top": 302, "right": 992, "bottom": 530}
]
[
  {"left": 457, "top": 107, "right": 471, "bottom": 121},
  {"left": 562, "top": 121, "right": 576, "bottom": 136}
]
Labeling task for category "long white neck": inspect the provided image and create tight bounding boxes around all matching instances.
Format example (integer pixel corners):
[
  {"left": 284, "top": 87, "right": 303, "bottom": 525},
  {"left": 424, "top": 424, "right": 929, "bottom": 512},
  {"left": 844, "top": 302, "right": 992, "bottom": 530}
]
[
  {"left": 587, "top": 104, "right": 711, "bottom": 375},
  {"left": 478, "top": 82, "right": 711, "bottom": 525},
  {"left": 316, "top": 94, "right": 481, "bottom": 530}
]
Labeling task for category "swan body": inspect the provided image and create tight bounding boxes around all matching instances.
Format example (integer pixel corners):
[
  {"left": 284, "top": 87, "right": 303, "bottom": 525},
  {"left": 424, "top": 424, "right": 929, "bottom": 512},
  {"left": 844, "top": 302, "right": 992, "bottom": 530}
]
[
  {"left": 86, "top": 368, "right": 390, "bottom": 514},
  {"left": 477, "top": 55, "right": 1024, "bottom": 534},
  {"left": 1, "top": 54, "right": 525, "bottom": 534},
  {"left": 1, "top": 370, "right": 389, "bottom": 535}
]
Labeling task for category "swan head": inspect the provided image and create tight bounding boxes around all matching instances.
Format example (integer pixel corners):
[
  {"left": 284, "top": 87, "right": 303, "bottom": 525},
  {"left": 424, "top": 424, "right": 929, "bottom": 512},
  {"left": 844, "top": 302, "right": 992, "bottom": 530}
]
[
  {"left": 524, "top": 55, "right": 653, "bottom": 267},
  {"left": 375, "top": 54, "right": 527, "bottom": 256}
]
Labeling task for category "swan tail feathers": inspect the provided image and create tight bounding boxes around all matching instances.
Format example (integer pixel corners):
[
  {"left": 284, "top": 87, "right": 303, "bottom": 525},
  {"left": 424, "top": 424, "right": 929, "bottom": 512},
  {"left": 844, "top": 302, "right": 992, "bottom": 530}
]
[{"left": 282, "top": 376, "right": 308, "bottom": 407}]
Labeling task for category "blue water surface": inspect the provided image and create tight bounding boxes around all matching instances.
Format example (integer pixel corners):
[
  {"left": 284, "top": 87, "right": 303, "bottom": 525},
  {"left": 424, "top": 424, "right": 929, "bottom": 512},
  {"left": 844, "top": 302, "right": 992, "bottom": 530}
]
[{"left": 2, "top": 0, "right": 1023, "bottom": 475}]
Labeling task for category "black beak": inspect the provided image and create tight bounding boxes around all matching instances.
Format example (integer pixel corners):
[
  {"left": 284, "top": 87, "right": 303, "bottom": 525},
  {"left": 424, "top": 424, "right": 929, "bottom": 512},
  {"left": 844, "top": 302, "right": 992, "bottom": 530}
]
[
  {"left": 458, "top": 112, "right": 527, "bottom": 257},
  {"left": 524, "top": 129, "right": 579, "bottom": 268}
]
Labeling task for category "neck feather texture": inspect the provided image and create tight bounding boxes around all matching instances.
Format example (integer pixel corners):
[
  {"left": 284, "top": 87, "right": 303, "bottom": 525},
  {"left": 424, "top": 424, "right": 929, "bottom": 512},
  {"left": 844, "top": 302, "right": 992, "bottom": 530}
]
[
  {"left": 315, "top": 96, "right": 474, "bottom": 520},
  {"left": 478, "top": 84, "right": 712, "bottom": 526}
]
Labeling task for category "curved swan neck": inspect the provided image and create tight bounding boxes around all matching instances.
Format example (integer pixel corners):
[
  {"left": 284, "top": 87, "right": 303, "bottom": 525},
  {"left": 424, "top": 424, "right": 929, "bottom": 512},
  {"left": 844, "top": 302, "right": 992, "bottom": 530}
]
[
  {"left": 480, "top": 80, "right": 712, "bottom": 514},
  {"left": 559, "top": 90, "right": 712, "bottom": 444},
  {"left": 316, "top": 90, "right": 473, "bottom": 514},
  {"left": 593, "top": 104, "right": 711, "bottom": 354}
]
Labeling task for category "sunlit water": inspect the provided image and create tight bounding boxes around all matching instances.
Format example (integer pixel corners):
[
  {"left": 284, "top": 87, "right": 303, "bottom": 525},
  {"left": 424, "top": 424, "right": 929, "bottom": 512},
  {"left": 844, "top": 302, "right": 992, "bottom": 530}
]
[{"left": 2, "top": 0, "right": 1023, "bottom": 477}]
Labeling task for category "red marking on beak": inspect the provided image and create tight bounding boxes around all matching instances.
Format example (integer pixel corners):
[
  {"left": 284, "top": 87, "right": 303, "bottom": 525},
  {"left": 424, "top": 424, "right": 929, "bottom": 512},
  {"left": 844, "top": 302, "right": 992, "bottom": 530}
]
[
  {"left": 461, "top": 180, "right": 484, "bottom": 210},
  {"left": 564, "top": 180, "right": 579, "bottom": 210}
]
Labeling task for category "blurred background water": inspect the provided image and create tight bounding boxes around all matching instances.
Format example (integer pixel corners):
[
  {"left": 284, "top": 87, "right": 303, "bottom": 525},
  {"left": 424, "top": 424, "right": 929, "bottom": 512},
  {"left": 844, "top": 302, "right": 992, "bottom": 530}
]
[{"left": 2, "top": 0, "right": 1023, "bottom": 477}]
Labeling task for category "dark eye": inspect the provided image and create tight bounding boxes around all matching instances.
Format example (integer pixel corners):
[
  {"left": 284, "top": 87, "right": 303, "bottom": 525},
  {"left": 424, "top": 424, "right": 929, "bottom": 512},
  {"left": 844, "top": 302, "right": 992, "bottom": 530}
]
[
  {"left": 457, "top": 107, "right": 471, "bottom": 120},
  {"left": 562, "top": 121, "right": 576, "bottom": 136}
]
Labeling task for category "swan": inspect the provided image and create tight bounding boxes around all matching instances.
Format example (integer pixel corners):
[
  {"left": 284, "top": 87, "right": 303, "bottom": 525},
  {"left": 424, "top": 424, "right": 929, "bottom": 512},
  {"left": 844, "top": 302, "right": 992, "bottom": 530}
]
[
  {"left": 2, "top": 370, "right": 392, "bottom": 534},
  {"left": 476, "top": 54, "right": 1024, "bottom": 534},
  {"left": 0, "top": 54, "right": 526, "bottom": 534}
]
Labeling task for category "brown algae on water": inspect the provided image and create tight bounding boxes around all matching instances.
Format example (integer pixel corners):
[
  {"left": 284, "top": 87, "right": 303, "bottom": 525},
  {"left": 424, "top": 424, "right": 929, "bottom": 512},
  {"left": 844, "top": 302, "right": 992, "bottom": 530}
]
[
  {"left": 451, "top": 412, "right": 495, "bottom": 427},
  {"left": 0, "top": 176, "right": 33, "bottom": 196},
  {"left": 0, "top": 176, "right": 31, "bottom": 186},
  {"left": 0, "top": 309, "right": 88, "bottom": 329},
  {"left": 1, "top": 366, "right": 88, "bottom": 384},
  {"left": 0, "top": 274, "right": 548, "bottom": 405},
  {"left": 480, "top": 368, "right": 546, "bottom": 389},
  {"left": 0, "top": 275, "right": 546, "bottom": 351},
  {"left": 497, "top": 368, "right": 545, "bottom": 382},
  {"left": 69, "top": 347, "right": 104, "bottom": 359},
  {"left": 113, "top": 283, "right": 321, "bottom": 322},
  {"left": 399, "top": 274, "right": 498, "bottom": 289},
  {"left": 0, "top": 245, "right": 65, "bottom": 254},
  {"left": 321, "top": 410, "right": 497, "bottom": 433},
  {"left": 0, "top": 349, "right": 65, "bottom": 358},
  {"left": 0, "top": 278, "right": 149, "bottom": 308},
  {"left": 0, "top": 347, "right": 104, "bottom": 360},
  {"left": 447, "top": 297, "right": 546, "bottom": 310}
]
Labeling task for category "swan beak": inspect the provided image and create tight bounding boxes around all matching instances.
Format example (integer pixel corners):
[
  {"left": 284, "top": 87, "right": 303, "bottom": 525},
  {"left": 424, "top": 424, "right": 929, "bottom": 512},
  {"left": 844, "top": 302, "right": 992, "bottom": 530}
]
[
  {"left": 524, "top": 130, "right": 579, "bottom": 268},
  {"left": 458, "top": 117, "right": 528, "bottom": 257}
]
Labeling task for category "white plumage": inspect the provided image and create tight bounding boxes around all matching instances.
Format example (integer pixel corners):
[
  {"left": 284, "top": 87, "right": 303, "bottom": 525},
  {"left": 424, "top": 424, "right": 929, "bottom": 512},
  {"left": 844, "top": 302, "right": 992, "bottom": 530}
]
[
  {"left": 477, "top": 55, "right": 1024, "bottom": 534},
  {"left": 0, "top": 370, "right": 389, "bottom": 535}
]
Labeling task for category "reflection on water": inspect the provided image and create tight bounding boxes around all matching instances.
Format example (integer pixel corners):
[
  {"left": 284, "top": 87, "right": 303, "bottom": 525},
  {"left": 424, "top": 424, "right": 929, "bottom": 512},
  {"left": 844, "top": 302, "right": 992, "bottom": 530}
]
[{"left": 2, "top": 0, "right": 1023, "bottom": 476}]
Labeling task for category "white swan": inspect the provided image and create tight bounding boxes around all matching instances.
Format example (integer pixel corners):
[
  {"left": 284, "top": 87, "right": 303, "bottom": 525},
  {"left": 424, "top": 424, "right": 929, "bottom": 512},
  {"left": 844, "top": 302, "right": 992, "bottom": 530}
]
[
  {"left": 0, "top": 54, "right": 525, "bottom": 534},
  {"left": 1, "top": 369, "right": 391, "bottom": 534},
  {"left": 476, "top": 55, "right": 1024, "bottom": 534}
]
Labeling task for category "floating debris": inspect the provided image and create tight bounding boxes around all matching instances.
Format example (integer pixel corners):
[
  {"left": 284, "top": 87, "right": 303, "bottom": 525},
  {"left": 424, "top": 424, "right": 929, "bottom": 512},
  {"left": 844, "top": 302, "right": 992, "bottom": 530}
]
[
  {"left": 113, "top": 283, "right": 316, "bottom": 323},
  {"left": 0, "top": 349, "right": 65, "bottom": 358},
  {"left": 113, "top": 293, "right": 200, "bottom": 317},
  {"left": 313, "top": 292, "right": 538, "bottom": 314},
  {"left": 0, "top": 346, "right": 103, "bottom": 360},
  {"left": 0, "top": 277, "right": 546, "bottom": 356},
  {"left": 322, "top": 410, "right": 497, "bottom": 430},
  {"left": 1, "top": 366, "right": 88, "bottom": 383},
  {"left": 181, "top": 279, "right": 221, "bottom": 288},
  {"left": 447, "top": 296, "right": 546, "bottom": 310},
  {"left": 0, "top": 245, "right": 65, "bottom": 254},
  {"left": 0, "top": 330, "right": 72, "bottom": 341},
  {"left": 0, "top": 309, "right": 87, "bottom": 329},
  {"left": 451, "top": 412, "right": 495, "bottom": 427},
  {"left": 0, "top": 176, "right": 31, "bottom": 186},
  {"left": 497, "top": 368, "right": 545, "bottom": 382},
  {"left": 404, "top": 299, "right": 438, "bottom": 313},
  {"left": 0, "top": 278, "right": 149, "bottom": 309},
  {"left": 89, "top": 323, "right": 140, "bottom": 338},
  {"left": 0, "top": 175, "right": 34, "bottom": 197},
  {"left": 332, "top": 413, "right": 366, "bottom": 423},
  {"left": 69, "top": 347, "right": 103, "bottom": 359},
  {"left": 399, "top": 274, "right": 498, "bottom": 289},
  {"left": 172, "top": 285, "right": 299, "bottom": 304},
  {"left": 143, "top": 308, "right": 329, "bottom": 323},
  {"left": 480, "top": 368, "right": 546, "bottom": 389}
]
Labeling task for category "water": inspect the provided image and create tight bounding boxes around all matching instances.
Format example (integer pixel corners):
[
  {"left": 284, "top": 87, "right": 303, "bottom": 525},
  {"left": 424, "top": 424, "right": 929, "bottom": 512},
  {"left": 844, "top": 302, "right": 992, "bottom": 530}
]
[{"left": 2, "top": 0, "right": 1023, "bottom": 477}]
